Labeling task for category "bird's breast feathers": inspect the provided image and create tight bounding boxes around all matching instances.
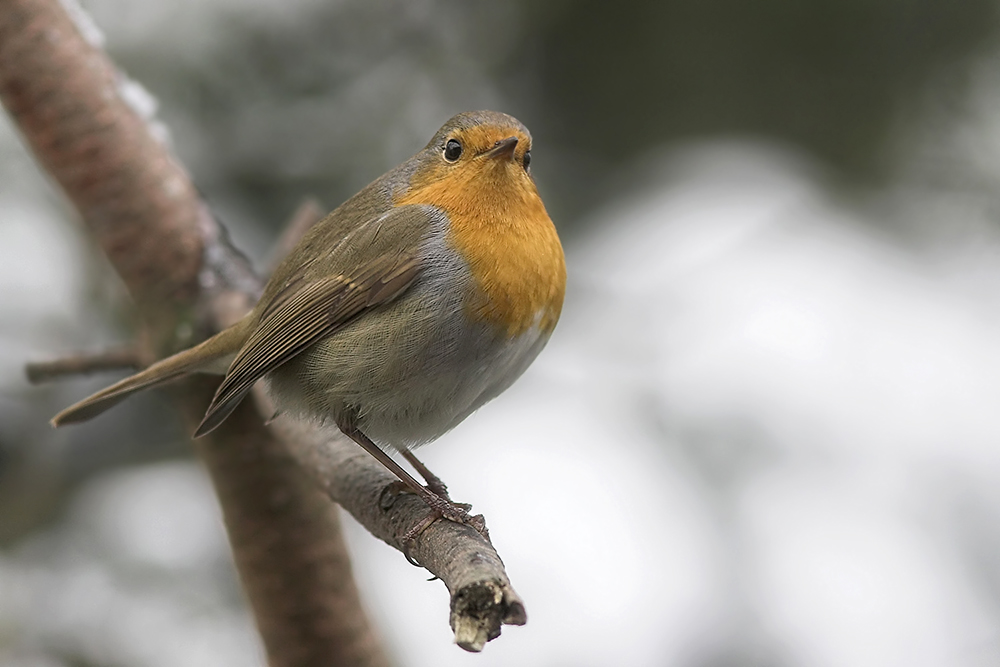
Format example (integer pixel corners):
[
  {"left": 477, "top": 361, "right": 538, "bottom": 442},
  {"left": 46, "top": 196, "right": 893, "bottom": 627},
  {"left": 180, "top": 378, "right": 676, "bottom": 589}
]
[{"left": 396, "top": 167, "right": 565, "bottom": 338}]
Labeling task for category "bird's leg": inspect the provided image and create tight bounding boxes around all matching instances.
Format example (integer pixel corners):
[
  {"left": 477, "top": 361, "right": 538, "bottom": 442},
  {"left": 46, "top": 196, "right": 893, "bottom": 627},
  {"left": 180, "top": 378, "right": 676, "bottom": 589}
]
[
  {"left": 401, "top": 449, "right": 454, "bottom": 502},
  {"left": 338, "top": 423, "right": 489, "bottom": 558}
]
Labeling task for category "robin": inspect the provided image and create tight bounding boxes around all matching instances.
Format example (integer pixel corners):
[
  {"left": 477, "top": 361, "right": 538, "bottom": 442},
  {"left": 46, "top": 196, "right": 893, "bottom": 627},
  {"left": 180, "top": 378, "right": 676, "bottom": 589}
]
[{"left": 52, "top": 110, "right": 566, "bottom": 538}]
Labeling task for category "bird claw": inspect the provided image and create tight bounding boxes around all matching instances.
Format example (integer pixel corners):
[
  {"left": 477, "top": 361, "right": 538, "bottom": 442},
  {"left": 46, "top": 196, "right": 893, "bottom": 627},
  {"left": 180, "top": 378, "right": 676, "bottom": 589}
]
[
  {"left": 399, "top": 491, "right": 491, "bottom": 566},
  {"left": 372, "top": 456, "right": 490, "bottom": 565}
]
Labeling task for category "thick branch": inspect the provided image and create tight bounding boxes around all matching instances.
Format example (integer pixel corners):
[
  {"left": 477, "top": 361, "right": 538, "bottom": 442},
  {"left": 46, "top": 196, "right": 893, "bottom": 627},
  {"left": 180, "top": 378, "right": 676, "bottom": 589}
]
[
  {"left": 185, "top": 386, "right": 391, "bottom": 666},
  {"left": 0, "top": 0, "right": 201, "bottom": 311},
  {"left": 0, "top": 2, "right": 386, "bottom": 665}
]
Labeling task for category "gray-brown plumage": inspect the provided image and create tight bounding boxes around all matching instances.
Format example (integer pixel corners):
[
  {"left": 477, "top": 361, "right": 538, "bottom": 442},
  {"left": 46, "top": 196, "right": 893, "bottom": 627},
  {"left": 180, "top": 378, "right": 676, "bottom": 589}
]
[{"left": 53, "top": 111, "right": 566, "bottom": 534}]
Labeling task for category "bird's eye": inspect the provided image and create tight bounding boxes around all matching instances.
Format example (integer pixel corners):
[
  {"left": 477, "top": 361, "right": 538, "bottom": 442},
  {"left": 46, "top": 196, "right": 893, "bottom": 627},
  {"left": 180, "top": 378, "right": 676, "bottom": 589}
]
[
  {"left": 523, "top": 150, "right": 531, "bottom": 171},
  {"left": 444, "top": 139, "right": 462, "bottom": 162}
]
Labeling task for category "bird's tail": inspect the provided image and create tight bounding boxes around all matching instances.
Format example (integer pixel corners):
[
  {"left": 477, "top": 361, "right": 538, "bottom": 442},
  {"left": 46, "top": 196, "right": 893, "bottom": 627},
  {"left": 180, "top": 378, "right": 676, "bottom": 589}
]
[{"left": 51, "top": 321, "right": 250, "bottom": 427}]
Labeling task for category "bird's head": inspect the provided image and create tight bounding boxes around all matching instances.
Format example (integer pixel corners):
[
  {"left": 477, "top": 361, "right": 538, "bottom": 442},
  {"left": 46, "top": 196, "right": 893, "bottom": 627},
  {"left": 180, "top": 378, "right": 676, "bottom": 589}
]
[{"left": 398, "top": 111, "right": 539, "bottom": 214}]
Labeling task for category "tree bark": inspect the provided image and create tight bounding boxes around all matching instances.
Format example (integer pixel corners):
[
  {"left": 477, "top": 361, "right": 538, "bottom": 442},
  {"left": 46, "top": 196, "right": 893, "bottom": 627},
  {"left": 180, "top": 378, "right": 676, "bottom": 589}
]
[{"left": 0, "top": 1, "right": 388, "bottom": 664}]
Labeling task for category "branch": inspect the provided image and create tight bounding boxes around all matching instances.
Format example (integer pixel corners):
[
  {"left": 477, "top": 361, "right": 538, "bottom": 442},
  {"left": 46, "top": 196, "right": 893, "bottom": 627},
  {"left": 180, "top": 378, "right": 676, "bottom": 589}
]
[
  {"left": 25, "top": 347, "right": 139, "bottom": 384},
  {"left": 0, "top": 2, "right": 389, "bottom": 664},
  {"left": 259, "top": 395, "right": 527, "bottom": 652},
  {"left": 1, "top": 0, "right": 524, "bottom": 657}
]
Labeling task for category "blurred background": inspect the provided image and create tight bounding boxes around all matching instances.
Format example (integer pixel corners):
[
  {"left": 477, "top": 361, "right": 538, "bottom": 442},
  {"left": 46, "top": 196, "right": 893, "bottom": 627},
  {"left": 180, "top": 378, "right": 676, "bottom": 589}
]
[{"left": 3, "top": 0, "right": 1000, "bottom": 665}]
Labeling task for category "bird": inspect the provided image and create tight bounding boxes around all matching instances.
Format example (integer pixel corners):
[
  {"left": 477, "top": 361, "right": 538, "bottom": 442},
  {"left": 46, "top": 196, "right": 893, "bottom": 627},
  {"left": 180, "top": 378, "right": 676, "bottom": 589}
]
[{"left": 51, "top": 110, "right": 566, "bottom": 538}]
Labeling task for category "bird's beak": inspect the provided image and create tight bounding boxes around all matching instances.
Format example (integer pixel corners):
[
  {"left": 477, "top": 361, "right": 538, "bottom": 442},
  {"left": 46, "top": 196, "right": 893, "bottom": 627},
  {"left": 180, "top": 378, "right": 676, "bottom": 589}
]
[{"left": 485, "top": 136, "right": 518, "bottom": 161}]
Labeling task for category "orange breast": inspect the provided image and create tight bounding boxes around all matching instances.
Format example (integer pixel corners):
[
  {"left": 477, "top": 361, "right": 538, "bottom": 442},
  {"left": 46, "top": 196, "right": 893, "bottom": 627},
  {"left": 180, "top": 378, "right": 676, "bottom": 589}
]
[{"left": 397, "top": 165, "right": 565, "bottom": 337}]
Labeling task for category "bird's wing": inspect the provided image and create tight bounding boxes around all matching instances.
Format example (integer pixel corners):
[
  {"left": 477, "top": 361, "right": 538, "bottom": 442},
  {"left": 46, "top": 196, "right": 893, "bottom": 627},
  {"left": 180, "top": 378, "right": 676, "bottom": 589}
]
[{"left": 194, "top": 206, "right": 432, "bottom": 436}]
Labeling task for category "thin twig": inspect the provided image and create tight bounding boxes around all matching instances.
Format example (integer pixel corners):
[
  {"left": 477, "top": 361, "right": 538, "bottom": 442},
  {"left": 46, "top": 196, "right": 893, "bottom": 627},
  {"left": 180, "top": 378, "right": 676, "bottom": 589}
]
[{"left": 25, "top": 347, "right": 140, "bottom": 384}]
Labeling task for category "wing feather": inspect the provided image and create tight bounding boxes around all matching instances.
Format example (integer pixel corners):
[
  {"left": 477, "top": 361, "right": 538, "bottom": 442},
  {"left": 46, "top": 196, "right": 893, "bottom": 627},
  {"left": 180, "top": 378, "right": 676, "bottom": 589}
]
[{"left": 194, "top": 250, "right": 420, "bottom": 436}]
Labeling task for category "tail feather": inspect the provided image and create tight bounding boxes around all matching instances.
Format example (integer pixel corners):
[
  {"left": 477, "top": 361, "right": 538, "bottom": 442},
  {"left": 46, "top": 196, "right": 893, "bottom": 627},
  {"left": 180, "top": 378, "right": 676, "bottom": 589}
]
[{"left": 51, "top": 322, "right": 249, "bottom": 427}]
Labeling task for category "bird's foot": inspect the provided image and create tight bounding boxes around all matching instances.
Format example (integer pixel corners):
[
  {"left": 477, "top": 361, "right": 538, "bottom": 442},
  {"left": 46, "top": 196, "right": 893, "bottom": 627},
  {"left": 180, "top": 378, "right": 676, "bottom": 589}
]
[
  {"left": 337, "top": 423, "right": 491, "bottom": 565},
  {"left": 383, "top": 481, "right": 490, "bottom": 565}
]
